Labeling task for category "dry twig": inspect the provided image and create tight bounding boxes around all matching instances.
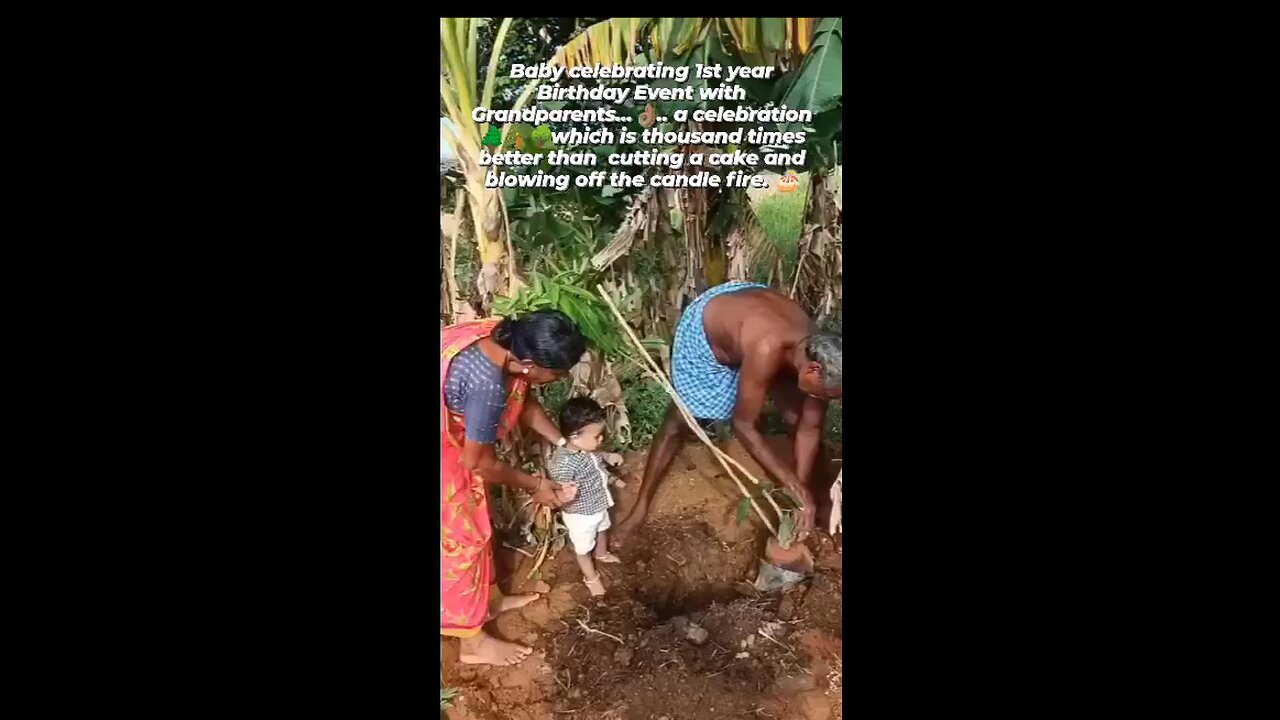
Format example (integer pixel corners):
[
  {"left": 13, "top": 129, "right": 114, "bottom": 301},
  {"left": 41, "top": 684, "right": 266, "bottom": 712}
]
[
  {"left": 576, "top": 619, "right": 624, "bottom": 645},
  {"left": 757, "top": 628, "right": 790, "bottom": 651},
  {"left": 502, "top": 543, "right": 536, "bottom": 558}
]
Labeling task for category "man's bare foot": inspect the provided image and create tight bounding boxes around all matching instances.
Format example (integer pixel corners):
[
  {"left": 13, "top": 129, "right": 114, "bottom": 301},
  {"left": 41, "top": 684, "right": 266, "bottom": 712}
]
[
  {"left": 593, "top": 553, "right": 621, "bottom": 564},
  {"left": 611, "top": 516, "right": 642, "bottom": 550},
  {"left": 584, "top": 576, "right": 606, "bottom": 596},
  {"left": 458, "top": 631, "right": 533, "bottom": 666}
]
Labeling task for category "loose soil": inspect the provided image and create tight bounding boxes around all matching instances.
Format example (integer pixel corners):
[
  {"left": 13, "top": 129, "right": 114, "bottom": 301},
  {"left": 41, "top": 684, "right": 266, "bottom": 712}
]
[{"left": 443, "top": 437, "right": 843, "bottom": 720}]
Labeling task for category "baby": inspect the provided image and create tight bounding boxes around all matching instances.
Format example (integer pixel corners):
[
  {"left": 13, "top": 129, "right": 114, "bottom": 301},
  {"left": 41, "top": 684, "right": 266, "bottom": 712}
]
[{"left": 548, "top": 397, "right": 626, "bottom": 596}]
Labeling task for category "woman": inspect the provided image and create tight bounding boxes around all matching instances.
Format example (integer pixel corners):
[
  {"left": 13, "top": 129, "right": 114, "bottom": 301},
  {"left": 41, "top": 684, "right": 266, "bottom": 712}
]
[{"left": 440, "top": 309, "right": 586, "bottom": 666}]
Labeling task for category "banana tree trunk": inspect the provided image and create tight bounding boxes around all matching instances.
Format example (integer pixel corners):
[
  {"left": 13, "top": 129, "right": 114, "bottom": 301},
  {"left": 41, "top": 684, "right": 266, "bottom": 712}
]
[{"left": 466, "top": 183, "right": 507, "bottom": 311}]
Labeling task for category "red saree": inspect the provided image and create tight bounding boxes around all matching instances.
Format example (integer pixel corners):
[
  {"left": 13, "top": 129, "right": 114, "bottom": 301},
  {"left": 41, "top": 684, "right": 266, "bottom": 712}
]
[{"left": 440, "top": 319, "right": 528, "bottom": 637}]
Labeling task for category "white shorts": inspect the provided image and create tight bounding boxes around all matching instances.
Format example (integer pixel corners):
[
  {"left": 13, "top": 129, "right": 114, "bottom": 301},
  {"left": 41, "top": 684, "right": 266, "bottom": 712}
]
[{"left": 562, "top": 510, "right": 611, "bottom": 555}]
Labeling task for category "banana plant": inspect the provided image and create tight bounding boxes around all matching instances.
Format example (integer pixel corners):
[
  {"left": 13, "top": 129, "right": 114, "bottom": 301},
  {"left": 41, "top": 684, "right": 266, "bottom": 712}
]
[
  {"left": 441, "top": 18, "right": 544, "bottom": 309},
  {"left": 553, "top": 18, "right": 821, "bottom": 69}
]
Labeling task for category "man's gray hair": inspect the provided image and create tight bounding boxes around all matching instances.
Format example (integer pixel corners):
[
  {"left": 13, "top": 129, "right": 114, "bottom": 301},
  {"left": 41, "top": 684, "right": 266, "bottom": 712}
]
[{"left": 806, "top": 334, "right": 842, "bottom": 389}]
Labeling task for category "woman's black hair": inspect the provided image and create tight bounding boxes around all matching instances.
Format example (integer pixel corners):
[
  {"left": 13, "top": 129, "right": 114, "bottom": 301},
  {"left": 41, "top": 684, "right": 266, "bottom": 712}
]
[
  {"left": 491, "top": 309, "right": 586, "bottom": 371},
  {"left": 559, "top": 396, "right": 607, "bottom": 437}
]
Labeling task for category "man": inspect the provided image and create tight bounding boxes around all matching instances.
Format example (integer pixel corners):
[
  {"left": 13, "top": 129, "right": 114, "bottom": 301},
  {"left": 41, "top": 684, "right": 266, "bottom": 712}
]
[{"left": 613, "top": 281, "right": 842, "bottom": 546}]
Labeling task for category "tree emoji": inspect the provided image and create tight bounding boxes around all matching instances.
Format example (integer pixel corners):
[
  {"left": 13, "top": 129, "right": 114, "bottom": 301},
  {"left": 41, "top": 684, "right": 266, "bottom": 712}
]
[
  {"left": 531, "top": 124, "right": 552, "bottom": 148},
  {"left": 481, "top": 125, "right": 502, "bottom": 147}
]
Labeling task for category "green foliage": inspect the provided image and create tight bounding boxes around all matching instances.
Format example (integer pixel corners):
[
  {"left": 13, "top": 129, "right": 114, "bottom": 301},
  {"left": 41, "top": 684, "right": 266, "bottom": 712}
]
[
  {"left": 774, "top": 18, "right": 843, "bottom": 169},
  {"left": 777, "top": 511, "right": 797, "bottom": 548},
  {"left": 620, "top": 374, "right": 669, "bottom": 451},
  {"left": 441, "top": 674, "right": 459, "bottom": 709},
  {"left": 825, "top": 399, "right": 842, "bottom": 447},
  {"left": 734, "top": 480, "right": 800, "bottom": 526},
  {"left": 535, "top": 376, "right": 572, "bottom": 421},
  {"left": 475, "top": 18, "right": 609, "bottom": 108},
  {"left": 492, "top": 266, "right": 623, "bottom": 357},
  {"left": 504, "top": 180, "right": 627, "bottom": 271},
  {"left": 776, "top": 19, "right": 843, "bottom": 116}
]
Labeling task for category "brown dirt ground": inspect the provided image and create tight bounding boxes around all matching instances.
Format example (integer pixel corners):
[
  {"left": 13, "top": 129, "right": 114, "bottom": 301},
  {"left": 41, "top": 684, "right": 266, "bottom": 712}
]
[{"left": 443, "top": 437, "right": 843, "bottom": 720}]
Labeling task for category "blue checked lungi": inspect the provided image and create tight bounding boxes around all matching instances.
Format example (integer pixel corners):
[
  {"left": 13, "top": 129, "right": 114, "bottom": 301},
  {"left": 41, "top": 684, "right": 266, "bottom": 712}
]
[{"left": 671, "top": 281, "right": 768, "bottom": 421}]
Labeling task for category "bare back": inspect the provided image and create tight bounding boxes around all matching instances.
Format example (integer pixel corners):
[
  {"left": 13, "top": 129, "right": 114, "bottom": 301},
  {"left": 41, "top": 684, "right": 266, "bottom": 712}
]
[{"left": 701, "top": 287, "right": 814, "bottom": 369}]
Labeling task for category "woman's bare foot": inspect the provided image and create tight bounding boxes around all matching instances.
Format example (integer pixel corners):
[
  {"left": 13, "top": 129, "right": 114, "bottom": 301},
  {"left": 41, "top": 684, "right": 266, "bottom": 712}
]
[
  {"left": 496, "top": 593, "right": 541, "bottom": 613},
  {"left": 459, "top": 631, "right": 533, "bottom": 666},
  {"left": 584, "top": 576, "right": 606, "bottom": 596},
  {"left": 529, "top": 580, "right": 552, "bottom": 594},
  {"left": 486, "top": 592, "right": 541, "bottom": 621},
  {"left": 593, "top": 553, "right": 621, "bottom": 564}
]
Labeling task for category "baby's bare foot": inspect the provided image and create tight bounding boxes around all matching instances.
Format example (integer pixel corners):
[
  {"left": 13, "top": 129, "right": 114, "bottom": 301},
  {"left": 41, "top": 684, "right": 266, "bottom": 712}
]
[
  {"left": 584, "top": 576, "right": 606, "bottom": 596},
  {"left": 593, "top": 553, "right": 621, "bottom": 564},
  {"left": 459, "top": 632, "right": 533, "bottom": 666}
]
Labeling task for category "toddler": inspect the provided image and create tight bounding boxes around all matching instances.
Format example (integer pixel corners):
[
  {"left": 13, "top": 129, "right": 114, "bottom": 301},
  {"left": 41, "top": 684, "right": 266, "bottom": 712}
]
[{"left": 548, "top": 397, "right": 625, "bottom": 596}]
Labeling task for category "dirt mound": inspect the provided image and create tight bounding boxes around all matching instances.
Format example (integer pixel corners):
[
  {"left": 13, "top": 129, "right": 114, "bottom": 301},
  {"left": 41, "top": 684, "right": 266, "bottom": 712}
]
[{"left": 443, "top": 442, "right": 843, "bottom": 720}]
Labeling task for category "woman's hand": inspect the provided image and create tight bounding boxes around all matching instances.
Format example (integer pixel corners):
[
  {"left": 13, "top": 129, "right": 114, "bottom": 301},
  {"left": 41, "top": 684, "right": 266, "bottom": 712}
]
[
  {"left": 555, "top": 483, "right": 578, "bottom": 505},
  {"left": 531, "top": 477, "right": 577, "bottom": 508},
  {"left": 604, "top": 452, "right": 625, "bottom": 467}
]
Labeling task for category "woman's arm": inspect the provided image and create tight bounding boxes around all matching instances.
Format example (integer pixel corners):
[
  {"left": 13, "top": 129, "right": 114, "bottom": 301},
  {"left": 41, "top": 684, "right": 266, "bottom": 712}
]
[
  {"left": 463, "top": 441, "right": 575, "bottom": 507},
  {"left": 520, "top": 397, "right": 565, "bottom": 446},
  {"left": 462, "top": 441, "right": 538, "bottom": 489},
  {"left": 457, "top": 374, "right": 573, "bottom": 506}
]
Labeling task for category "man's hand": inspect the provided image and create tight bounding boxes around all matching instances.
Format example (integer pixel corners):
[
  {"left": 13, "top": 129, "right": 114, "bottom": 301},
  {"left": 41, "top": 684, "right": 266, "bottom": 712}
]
[{"left": 789, "top": 485, "right": 816, "bottom": 540}]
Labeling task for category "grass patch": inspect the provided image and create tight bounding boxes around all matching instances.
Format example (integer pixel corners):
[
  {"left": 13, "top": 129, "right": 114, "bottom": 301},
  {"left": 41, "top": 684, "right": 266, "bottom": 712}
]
[
  {"left": 751, "top": 173, "right": 808, "bottom": 283},
  {"left": 754, "top": 181, "right": 807, "bottom": 246}
]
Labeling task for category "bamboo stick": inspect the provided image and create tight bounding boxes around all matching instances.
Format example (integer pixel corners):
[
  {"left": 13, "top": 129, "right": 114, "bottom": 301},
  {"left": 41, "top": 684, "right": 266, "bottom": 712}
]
[
  {"left": 612, "top": 321, "right": 789, "bottom": 515},
  {"left": 597, "top": 285, "right": 784, "bottom": 536}
]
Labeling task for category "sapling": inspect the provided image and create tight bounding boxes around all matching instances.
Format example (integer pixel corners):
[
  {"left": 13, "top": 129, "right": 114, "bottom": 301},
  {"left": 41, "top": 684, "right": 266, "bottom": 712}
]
[
  {"left": 772, "top": 488, "right": 801, "bottom": 549},
  {"left": 776, "top": 510, "right": 797, "bottom": 549},
  {"left": 735, "top": 482, "right": 802, "bottom": 549}
]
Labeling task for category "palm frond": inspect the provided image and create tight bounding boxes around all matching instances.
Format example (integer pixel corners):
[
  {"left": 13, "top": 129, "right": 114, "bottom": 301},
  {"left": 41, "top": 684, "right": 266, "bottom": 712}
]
[
  {"left": 555, "top": 17, "right": 819, "bottom": 71},
  {"left": 553, "top": 18, "right": 647, "bottom": 68}
]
